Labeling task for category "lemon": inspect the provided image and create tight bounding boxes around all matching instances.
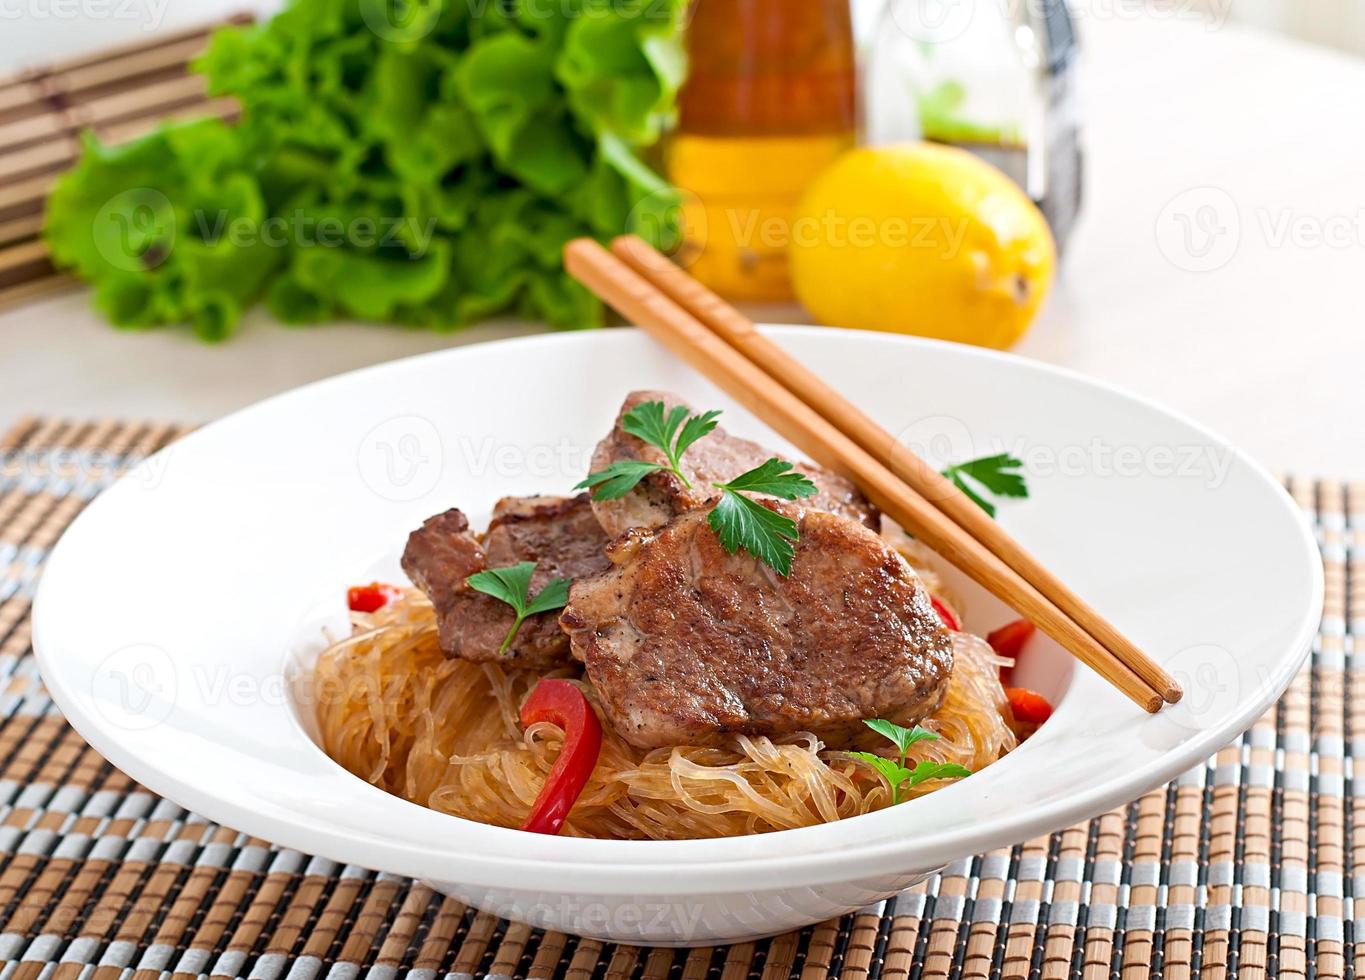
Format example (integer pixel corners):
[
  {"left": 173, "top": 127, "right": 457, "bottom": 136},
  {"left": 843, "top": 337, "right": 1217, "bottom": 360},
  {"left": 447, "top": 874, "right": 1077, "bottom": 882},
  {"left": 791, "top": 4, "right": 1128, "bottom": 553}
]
[{"left": 789, "top": 143, "right": 1056, "bottom": 350}]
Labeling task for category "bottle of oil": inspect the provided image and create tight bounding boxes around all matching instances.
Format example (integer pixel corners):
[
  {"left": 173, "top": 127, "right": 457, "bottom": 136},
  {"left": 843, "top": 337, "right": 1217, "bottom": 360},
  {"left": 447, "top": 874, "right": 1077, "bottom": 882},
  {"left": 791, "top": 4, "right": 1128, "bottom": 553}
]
[
  {"left": 666, "top": 0, "right": 857, "bottom": 301},
  {"left": 864, "top": 0, "right": 1083, "bottom": 254}
]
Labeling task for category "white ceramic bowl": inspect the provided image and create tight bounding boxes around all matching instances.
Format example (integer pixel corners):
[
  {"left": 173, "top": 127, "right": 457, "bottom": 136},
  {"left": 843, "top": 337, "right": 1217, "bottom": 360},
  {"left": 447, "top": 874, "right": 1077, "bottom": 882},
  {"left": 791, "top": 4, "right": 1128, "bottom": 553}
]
[{"left": 32, "top": 328, "right": 1321, "bottom": 946}]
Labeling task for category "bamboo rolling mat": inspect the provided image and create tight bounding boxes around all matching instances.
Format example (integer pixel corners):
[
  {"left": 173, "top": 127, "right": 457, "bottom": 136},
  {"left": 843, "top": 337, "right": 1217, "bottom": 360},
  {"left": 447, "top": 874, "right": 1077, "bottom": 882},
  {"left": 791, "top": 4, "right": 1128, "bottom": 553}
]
[
  {"left": 0, "top": 16, "right": 249, "bottom": 311},
  {"left": 0, "top": 415, "right": 1349, "bottom": 979}
]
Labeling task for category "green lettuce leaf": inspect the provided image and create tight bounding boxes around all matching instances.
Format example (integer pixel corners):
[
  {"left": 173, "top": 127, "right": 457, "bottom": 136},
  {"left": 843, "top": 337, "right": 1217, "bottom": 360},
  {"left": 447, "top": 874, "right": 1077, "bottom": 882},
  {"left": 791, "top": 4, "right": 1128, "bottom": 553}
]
[{"left": 44, "top": 0, "right": 687, "bottom": 339}]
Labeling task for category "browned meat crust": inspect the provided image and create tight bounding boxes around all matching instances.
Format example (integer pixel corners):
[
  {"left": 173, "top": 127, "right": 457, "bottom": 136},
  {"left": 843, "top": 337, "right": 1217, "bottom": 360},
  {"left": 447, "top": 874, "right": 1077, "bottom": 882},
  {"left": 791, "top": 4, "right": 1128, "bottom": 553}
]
[
  {"left": 588, "top": 390, "right": 879, "bottom": 538},
  {"left": 400, "top": 494, "right": 610, "bottom": 668},
  {"left": 559, "top": 502, "right": 952, "bottom": 749}
]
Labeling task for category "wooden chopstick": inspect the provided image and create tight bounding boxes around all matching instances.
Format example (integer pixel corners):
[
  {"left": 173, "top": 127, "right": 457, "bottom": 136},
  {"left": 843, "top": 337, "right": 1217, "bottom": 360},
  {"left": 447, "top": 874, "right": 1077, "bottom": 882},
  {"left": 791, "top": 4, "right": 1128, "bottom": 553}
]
[
  {"left": 609, "top": 235, "right": 1182, "bottom": 706},
  {"left": 565, "top": 237, "right": 1165, "bottom": 713}
]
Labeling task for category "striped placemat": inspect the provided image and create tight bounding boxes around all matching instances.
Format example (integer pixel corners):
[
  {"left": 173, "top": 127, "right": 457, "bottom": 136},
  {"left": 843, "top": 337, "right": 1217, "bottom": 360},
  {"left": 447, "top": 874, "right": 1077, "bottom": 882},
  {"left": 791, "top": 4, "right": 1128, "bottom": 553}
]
[{"left": 0, "top": 416, "right": 1347, "bottom": 979}]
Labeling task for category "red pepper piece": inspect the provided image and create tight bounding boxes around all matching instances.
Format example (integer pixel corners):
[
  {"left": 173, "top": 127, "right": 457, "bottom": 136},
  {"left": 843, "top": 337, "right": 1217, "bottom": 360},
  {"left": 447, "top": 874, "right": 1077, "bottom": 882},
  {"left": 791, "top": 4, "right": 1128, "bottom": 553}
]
[
  {"left": 929, "top": 595, "right": 960, "bottom": 632},
  {"left": 347, "top": 582, "right": 402, "bottom": 613},
  {"left": 988, "top": 618, "right": 1035, "bottom": 683},
  {"left": 519, "top": 679, "right": 603, "bottom": 835},
  {"left": 987, "top": 619, "right": 1034, "bottom": 659},
  {"left": 1006, "top": 687, "right": 1053, "bottom": 725}
]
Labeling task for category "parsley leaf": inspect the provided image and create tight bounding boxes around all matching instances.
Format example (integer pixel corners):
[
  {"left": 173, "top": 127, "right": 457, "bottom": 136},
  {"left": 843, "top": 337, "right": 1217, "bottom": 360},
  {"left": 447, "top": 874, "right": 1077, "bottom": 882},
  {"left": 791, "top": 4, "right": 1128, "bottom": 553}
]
[
  {"left": 578, "top": 401, "right": 722, "bottom": 499},
  {"left": 848, "top": 752, "right": 913, "bottom": 800},
  {"left": 672, "top": 409, "right": 723, "bottom": 462},
  {"left": 945, "top": 470, "right": 997, "bottom": 516},
  {"left": 578, "top": 402, "right": 820, "bottom": 576},
  {"left": 854, "top": 718, "right": 971, "bottom": 803},
  {"left": 709, "top": 459, "right": 819, "bottom": 576},
  {"left": 708, "top": 492, "right": 801, "bottom": 575},
  {"left": 622, "top": 401, "right": 692, "bottom": 467},
  {"left": 575, "top": 459, "right": 665, "bottom": 500},
  {"left": 715, "top": 457, "right": 819, "bottom": 498},
  {"left": 906, "top": 760, "right": 973, "bottom": 787},
  {"left": 941, "top": 453, "right": 1028, "bottom": 518},
  {"left": 466, "top": 561, "right": 572, "bottom": 655},
  {"left": 862, "top": 719, "right": 941, "bottom": 756},
  {"left": 523, "top": 576, "right": 572, "bottom": 616}
]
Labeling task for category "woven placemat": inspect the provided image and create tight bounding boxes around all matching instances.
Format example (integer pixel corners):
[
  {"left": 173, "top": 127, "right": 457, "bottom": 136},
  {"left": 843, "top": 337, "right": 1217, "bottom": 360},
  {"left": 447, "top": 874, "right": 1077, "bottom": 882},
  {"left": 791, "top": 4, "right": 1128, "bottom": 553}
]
[
  {"left": 0, "top": 16, "right": 247, "bottom": 311},
  {"left": 0, "top": 416, "right": 1347, "bottom": 980}
]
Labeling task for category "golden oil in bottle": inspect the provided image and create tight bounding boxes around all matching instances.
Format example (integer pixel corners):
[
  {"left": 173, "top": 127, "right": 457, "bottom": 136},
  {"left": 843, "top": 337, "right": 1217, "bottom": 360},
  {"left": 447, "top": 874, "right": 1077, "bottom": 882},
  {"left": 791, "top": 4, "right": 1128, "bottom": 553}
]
[{"left": 667, "top": 0, "right": 857, "bottom": 302}]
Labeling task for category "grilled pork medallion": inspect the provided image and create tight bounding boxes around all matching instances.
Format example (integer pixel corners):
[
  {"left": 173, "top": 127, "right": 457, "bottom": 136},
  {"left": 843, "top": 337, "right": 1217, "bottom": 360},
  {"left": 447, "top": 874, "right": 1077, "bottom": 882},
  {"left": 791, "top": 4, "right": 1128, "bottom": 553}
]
[
  {"left": 401, "top": 494, "right": 610, "bottom": 668},
  {"left": 559, "top": 501, "right": 953, "bottom": 749},
  {"left": 588, "top": 390, "right": 879, "bottom": 539}
]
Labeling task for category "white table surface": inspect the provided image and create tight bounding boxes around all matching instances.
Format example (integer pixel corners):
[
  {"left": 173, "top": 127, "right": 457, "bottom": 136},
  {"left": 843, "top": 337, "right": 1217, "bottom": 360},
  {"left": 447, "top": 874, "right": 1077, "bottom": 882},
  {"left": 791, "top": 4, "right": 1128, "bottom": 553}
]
[{"left": 4, "top": 5, "right": 1363, "bottom": 478}]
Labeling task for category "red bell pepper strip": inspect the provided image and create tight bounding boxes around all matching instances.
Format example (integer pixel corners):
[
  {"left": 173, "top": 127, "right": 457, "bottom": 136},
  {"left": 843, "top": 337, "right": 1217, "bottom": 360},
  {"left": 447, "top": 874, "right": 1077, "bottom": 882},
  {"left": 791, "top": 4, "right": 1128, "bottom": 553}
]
[
  {"left": 929, "top": 595, "right": 960, "bottom": 632},
  {"left": 347, "top": 582, "right": 402, "bottom": 613},
  {"left": 519, "top": 679, "right": 603, "bottom": 835},
  {"left": 1005, "top": 687, "right": 1054, "bottom": 725}
]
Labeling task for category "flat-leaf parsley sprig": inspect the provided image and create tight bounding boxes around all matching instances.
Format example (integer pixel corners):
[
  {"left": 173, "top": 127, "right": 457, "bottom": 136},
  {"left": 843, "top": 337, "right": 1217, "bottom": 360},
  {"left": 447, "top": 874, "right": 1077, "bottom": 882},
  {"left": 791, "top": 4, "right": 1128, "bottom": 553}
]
[
  {"left": 576, "top": 401, "right": 818, "bottom": 576},
  {"left": 849, "top": 718, "right": 971, "bottom": 804},
  {"left": 708, "top": 458, "right": 817, "bottom": 575},
  {"left": 941, "top": 453, "right": 1028, "bottom": 518},
  {"left": 576, "top": 400, "right": 721, "bottom": 499},
  {"left": 466, "top": 561, "right": 571, "bottom": 654}
]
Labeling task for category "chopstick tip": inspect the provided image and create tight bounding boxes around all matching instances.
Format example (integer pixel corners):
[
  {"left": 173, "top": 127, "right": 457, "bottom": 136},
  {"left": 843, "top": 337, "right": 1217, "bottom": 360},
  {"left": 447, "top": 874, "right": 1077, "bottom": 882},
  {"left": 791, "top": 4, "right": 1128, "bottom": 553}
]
[
  {"left": 563, "top": 236, "right": 596, "bottom": 260},
  {"left": 1162, "top": 682, "right": 1184, "bottom": 705}
]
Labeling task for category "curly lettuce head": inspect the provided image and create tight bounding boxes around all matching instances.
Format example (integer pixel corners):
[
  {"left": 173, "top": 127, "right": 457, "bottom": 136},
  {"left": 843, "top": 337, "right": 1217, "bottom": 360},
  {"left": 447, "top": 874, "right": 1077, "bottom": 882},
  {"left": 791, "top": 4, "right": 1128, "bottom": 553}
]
[{"left": 45, "top": 0, "right": 687, "bottom": 340}]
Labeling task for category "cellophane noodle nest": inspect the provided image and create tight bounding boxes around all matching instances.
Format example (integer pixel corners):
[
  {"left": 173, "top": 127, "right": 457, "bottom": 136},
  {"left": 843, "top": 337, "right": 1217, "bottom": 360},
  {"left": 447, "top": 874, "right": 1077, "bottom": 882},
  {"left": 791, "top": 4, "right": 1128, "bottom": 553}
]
[{"left": 313, "top": 581, "right": 1017, "bottom": 840}]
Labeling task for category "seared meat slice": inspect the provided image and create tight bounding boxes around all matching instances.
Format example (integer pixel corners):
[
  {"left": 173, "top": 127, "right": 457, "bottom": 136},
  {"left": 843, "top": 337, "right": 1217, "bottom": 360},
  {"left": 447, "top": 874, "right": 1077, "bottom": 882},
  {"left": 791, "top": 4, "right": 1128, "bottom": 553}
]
[
  {"left": 483, "top": 495, "right": 612, "bottom": 573},
  {"left": 588, "top": 390, "right": 878, "bottom": 538},
  {"left": 401, "top": 494, "right": 610, "bottom": 668},
  {"left": 559, "top": 503, "right": 952, "bottom": 749}
]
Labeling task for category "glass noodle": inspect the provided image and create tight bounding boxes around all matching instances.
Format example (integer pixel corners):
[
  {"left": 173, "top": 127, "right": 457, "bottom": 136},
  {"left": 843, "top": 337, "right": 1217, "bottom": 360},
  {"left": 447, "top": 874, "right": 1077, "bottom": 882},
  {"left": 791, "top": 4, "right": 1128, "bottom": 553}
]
[{"left": 314, "top": 545, "right": 1017, "bottom": 840}]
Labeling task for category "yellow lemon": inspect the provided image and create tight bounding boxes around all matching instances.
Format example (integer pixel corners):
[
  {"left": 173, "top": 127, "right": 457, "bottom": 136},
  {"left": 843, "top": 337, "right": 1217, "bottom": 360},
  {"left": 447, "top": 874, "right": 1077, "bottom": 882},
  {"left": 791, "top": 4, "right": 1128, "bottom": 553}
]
[{"left": 788, "top": 143, "right": 1056, "bottom": 349}]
